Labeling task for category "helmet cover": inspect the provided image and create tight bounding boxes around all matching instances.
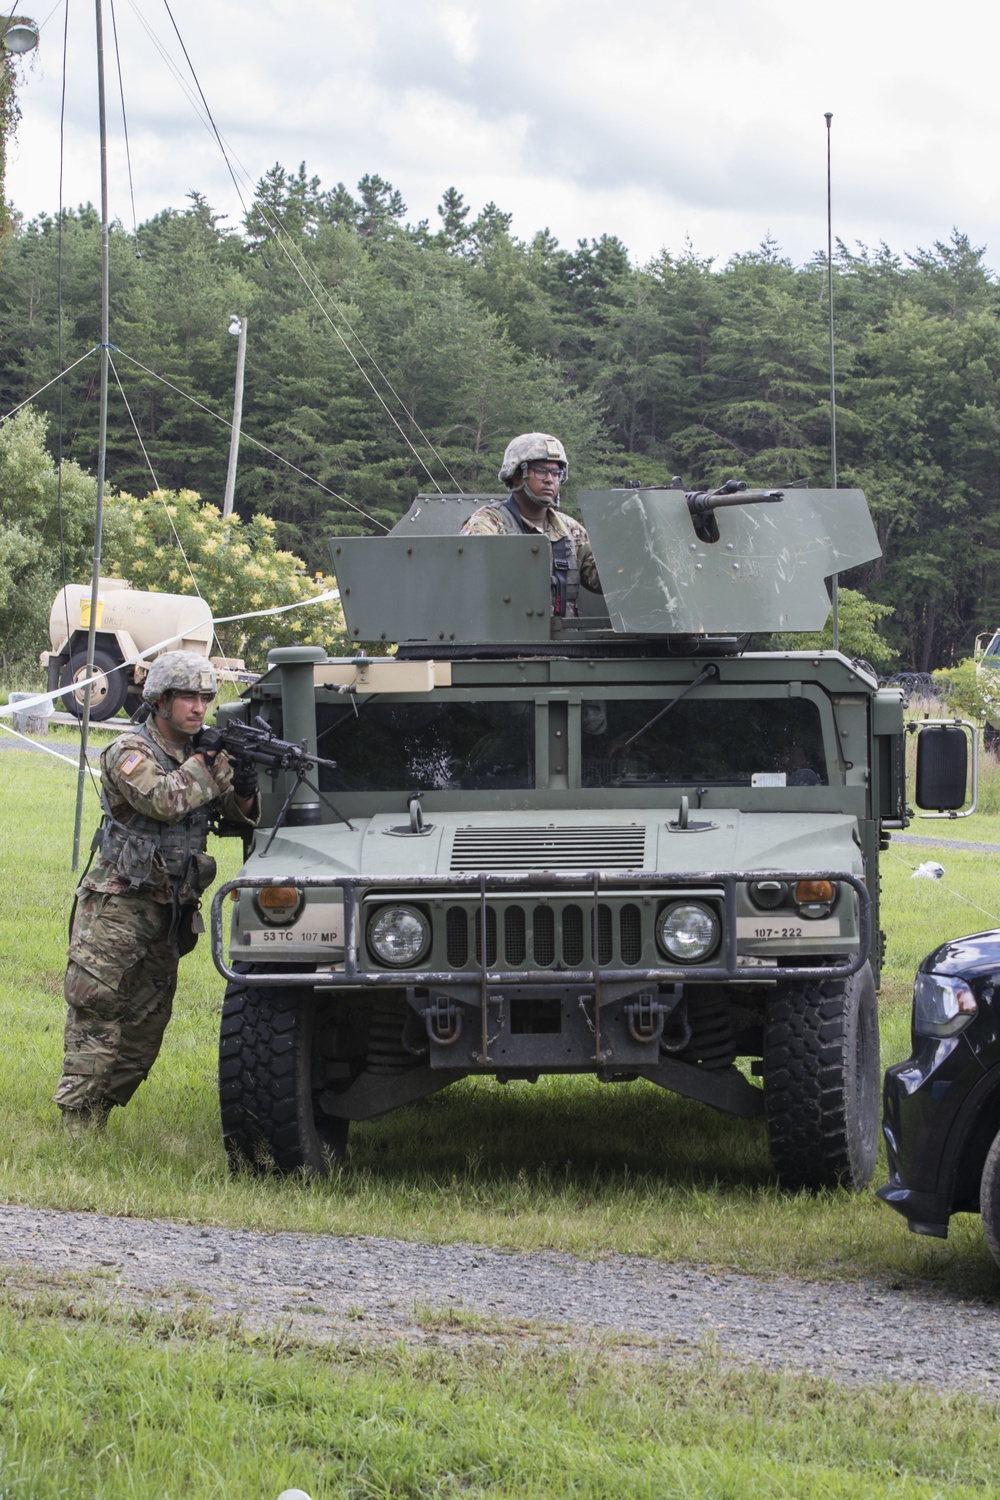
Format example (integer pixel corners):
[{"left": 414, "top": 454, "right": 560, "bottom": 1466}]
[
  {"left": 142, "top": 650, "right": 217, "bottom": 706},
  {"left": 498, "top": 433, "right": 568, "bottom": 487}
]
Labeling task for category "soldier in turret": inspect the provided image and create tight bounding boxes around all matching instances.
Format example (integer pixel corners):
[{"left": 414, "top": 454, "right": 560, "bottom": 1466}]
[
  {"left": 54, "top": 651, "right": 259, "bottom": 1133},
  {"left": 461, "top": 433, "right": 602, "bottom": 617}
]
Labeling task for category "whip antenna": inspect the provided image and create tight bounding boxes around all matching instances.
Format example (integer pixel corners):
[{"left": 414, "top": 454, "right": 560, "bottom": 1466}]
[
  {"left": 825, "top": 111, "right": 839, "bottom": 651},
  {"left": 71, "top": 0, "right": 113, "bottom": 870}
]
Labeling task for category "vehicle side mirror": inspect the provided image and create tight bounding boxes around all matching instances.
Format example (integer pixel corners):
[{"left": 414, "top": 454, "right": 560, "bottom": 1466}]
[{"left": 914, "top": 724, "right": 971, "bottom": 813}]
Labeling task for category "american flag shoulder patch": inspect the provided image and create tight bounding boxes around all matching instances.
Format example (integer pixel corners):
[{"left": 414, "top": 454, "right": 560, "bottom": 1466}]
[{"left": 120, "top": 751, "right": 144, "bottom": 776}]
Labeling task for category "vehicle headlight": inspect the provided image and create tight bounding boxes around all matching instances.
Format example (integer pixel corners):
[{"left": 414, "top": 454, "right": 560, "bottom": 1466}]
[
  {"left": 253, "top": 885, "right": 303, "bottom": 926},
  {"left": 913, "top": 972, "right": 977, "bottom": 1037},
  {"left": 367, "top": 904, "right": 431, "bottom": 966},
  {"left": 749, "top": 880, "right": 787, "bottom": 910},
  {"left": 657, "top": 902, "right": 720, "bottom": 961}
]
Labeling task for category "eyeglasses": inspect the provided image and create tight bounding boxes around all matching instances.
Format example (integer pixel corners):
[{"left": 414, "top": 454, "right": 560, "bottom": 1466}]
[{"left": 527, "top": 463, "right": 564, "bottom": 479}]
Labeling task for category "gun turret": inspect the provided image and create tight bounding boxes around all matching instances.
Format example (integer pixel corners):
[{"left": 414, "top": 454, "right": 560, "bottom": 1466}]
[{"left": 328, "top": 483, "right": 880, "bottom": 644}]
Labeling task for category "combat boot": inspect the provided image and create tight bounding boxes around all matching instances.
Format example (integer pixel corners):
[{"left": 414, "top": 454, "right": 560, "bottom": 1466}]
[{"left": 61, "top": 1102, "right": 110, "bottom": 1138}]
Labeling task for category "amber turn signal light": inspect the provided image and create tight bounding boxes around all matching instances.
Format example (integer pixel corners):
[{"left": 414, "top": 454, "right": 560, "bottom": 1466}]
[
  {"left": 794, "top": 879, "right": 835, "bottom": 904},
  {"left": 258, "top": 885, "right": 301, "bottom": 909}
]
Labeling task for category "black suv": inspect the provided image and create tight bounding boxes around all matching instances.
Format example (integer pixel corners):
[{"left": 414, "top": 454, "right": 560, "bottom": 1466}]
[{"left": 879, "top": 928, "right": 1000, "bottom": 1269}]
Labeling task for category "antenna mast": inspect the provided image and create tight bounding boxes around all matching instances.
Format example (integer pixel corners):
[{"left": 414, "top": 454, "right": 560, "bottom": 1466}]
[
  {"left": 71, "top": 0, "right": 112, "bottom": 869},
  {"left": 825, "top": 111, "right": 839, "bottom": 651}
]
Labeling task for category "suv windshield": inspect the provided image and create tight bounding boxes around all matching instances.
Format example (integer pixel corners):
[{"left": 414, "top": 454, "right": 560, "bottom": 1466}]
[
  {"left": 317, "top": 700, "right": 535, "bottom": 791},
  {"left": 581, "top": 696, "right": 827, "bottom": 787}
]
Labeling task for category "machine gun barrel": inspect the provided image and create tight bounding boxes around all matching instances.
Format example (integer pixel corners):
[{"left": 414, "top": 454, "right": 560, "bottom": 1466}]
[{"left": 686, "top": 487, "right": 784, "bottom": 518}]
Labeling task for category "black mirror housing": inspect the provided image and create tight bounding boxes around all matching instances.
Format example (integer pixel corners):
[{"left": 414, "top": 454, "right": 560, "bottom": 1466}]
[{"left": 915, "top": 725, "right": 968, "bottom": 811}]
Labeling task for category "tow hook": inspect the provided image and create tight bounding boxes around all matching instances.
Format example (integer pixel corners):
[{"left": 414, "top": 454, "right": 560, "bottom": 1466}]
[
  {"left": 625, "top": 992, "right": 665, "bottom": 1044},
  {"left": 424, "top": 996, "right": 463, "bottom": 1045}
]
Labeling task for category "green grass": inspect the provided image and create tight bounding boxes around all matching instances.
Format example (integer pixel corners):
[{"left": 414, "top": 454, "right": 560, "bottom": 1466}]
[
  {"left": 1, "top": 1284, "right": 999, "bottom": 1498},
  {"left": 3, "top": 747, "right": 1000, "bottom": 1295},
  {"left": 6, "top": 745, "right": 1000, "bottom": 1498}
]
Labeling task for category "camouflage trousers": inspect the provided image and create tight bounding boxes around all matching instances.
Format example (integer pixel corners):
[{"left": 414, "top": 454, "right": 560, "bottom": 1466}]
[{"left": 54, "top": 890, "right": 183, "bottom": 1114}]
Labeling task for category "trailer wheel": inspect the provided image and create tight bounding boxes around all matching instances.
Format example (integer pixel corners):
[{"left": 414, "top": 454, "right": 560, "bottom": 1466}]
[
  {"left": 763, "top": 961, "right": 880, "bottom": 1192},
  {"left": 218, "top": 979, "right": 349, "bottom": 1177},
  {"left": 60, "top": 647, "right": 128, "bottom": 721}
]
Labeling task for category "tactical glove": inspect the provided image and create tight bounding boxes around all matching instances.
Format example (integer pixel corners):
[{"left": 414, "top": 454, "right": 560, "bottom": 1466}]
[
  {"left": 195, "top": 726, "right": 225, "bottom": 759},
  {"left": 231, "top": 756, "right": 259, "bottom": 798}
]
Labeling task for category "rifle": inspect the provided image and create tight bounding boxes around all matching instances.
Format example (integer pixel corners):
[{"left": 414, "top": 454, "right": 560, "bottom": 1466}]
[
  {"left": 198, "top": 716, "right": 353, "bottom": 852},
  {"left": 201, "top": 715, "right": 338, "bottom": 778}
]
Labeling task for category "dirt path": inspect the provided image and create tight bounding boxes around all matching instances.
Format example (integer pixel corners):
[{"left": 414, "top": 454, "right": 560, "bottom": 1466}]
[{"left": 3, "top": 1202, "right": 999, "bottom": 1395}]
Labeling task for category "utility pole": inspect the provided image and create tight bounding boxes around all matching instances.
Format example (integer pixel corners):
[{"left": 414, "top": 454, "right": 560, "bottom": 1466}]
[{"left": 223, "top": 314, "right": 247, "bottom": 518}]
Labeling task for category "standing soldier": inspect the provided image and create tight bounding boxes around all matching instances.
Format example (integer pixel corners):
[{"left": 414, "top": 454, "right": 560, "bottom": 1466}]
[
  {"left": 461, "top": 433, "right": 602, "bottom": 617},
  {"left": 55, "top": 651, "right": 259, "bottom": 1133}
]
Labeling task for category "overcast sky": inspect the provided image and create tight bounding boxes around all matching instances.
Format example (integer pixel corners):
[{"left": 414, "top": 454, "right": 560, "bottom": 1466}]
[{"left": 5, "top": 0, "right": 999, "bottom": 271}]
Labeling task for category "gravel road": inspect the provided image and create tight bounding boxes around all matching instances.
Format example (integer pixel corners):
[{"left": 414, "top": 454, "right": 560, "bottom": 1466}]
[
  {"left": 3, "top": 1203, "right": 999, "bottom": 1395},
  {"left": 0, "top": 738, "right": 101, "bottom": 761},
  {"left": 893, "top": 832, "right": 1000, "bottom": 855}
]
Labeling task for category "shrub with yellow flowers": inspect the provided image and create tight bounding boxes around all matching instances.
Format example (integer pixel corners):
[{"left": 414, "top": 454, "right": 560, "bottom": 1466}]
[{"left": 105, "top": 488, "right": 348, "bottom": 670}]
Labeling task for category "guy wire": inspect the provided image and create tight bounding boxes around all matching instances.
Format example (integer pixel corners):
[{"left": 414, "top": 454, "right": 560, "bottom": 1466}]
[
  {"left": 128, "top": 0, "right": 461, "bottom": 495},
  {"left": 0, "top": 347, "right": 98, "bottom": 425},
  {"left": 56, "top": 0, "right": 72, "bottom": 663},
  {"left": 108, "top": 0, "right": 140, "bottom": 250},
  {"left": 886, "top": 848, "right": 1000, "bottom": 928},
  {"left": 109, "top": 349, "right": 232, "bottom": 664},
  {"left": 156, "top": 0, "right": 461, "bottom": 495},
  {"left": 112, "top": 348, "right": 391, "bottom": 531}
]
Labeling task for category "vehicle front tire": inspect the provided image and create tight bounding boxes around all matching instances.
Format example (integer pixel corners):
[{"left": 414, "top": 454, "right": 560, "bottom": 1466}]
[
  {"left": 60, "top": 647, "right": 128, "bottom": 720},
  {"left": 218, "top": 979, "right": 349, "bottom": 1177},
  {"left": 980, "top": 1130, "right": 1000, "bottom": 1272},
  {"left": 763, "top": 961, "right": 880, "bottom": 1192}
]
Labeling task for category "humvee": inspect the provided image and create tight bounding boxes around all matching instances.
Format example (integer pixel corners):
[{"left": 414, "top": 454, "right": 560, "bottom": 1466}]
[{"left": 210, "top": 483, "right": 966, "bottom": 1189}]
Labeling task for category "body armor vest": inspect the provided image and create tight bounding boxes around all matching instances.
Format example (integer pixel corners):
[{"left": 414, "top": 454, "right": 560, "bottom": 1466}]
[
  {"left": 497, "top": 496, "right": 581, "bottom": 617},
  {"left": 98, "top": 723, "right": 215, "bottom": 901}
]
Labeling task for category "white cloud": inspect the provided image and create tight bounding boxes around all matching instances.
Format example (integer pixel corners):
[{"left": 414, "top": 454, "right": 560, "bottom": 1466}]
[
  {"left": 436, "top": 6, "right": 479, "bottom": 66},
  {"left": 6, "top": 0, "right": 1000, "bottom": 267}
]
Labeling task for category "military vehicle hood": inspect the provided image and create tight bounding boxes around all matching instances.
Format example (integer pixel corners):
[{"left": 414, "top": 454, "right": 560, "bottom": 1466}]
[{"left": 249, "top": 808, "right": 864, "bottom": 882}]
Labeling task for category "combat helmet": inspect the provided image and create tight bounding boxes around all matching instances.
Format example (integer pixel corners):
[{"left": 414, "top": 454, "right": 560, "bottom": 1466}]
[
  {"left": 498, "top": 433, "right": 568, "bottom": 499},
  {"left": 142, "top": 650, "right": 217, "bottom": 706}
]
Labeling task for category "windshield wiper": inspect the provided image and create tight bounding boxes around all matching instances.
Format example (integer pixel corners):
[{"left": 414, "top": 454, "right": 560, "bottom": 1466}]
[
  {"left": 315, "top": 687, "right": 379, "bottom": 749},
  {"left": 623, "top": 663, "right": 719, "bottom": 750}
]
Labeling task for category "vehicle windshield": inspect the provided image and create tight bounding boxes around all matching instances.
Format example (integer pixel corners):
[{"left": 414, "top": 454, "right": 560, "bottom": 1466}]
[
  {"left": 317, "top": 700, "right": 535, "bottom": 791},
  {"left": 581, "top": 696, "right": 828, "bottom": 787}
]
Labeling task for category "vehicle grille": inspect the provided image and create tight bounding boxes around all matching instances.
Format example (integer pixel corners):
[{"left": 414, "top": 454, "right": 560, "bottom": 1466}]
[
  {"left": 445, "top": 899, "right": 646, "bottom": 970},
  {"left": 563, "top": 905, "right": 583, "bottom": 966},
  {"left": 620, "top": 903, "right": 642, "bottom": 964},
  {"left": 450, "top": 825, "right": 647, "bottom": 871}
]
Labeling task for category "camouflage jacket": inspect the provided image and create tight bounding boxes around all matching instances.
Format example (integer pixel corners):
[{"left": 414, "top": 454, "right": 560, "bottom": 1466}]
[
  {"left": 82, "top": 720, "right": 258, "bottom": 902},
  {"left": 461, "top": 501, "right": 602, "bottom": 597}
]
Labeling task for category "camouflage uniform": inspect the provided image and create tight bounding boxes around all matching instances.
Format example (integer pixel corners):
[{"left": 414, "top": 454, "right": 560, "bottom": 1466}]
[
  {"left": 55, "top": 719, "right": 257, "bottom": 1119},
  {"left": 461, "top": 500, "right": 601, "bottom": 616}
]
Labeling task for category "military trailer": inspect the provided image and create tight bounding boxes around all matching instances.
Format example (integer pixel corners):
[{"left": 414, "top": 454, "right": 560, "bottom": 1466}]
[
  {"left": 209, "top": 484, "right": 966, "bottom": 1189},
  {"left": 44, "top": 578, "right": 245, "bottom": 721}
]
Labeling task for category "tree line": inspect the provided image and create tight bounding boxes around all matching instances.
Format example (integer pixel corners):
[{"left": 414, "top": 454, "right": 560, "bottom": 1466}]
[{"left": 2, "top": 163, "right": 999, "bottom": 671}]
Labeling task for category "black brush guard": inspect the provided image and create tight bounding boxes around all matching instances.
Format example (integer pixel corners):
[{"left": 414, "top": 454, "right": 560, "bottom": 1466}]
[{"left": 211, "top": 868, "right": 870, "bottom": 994}]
